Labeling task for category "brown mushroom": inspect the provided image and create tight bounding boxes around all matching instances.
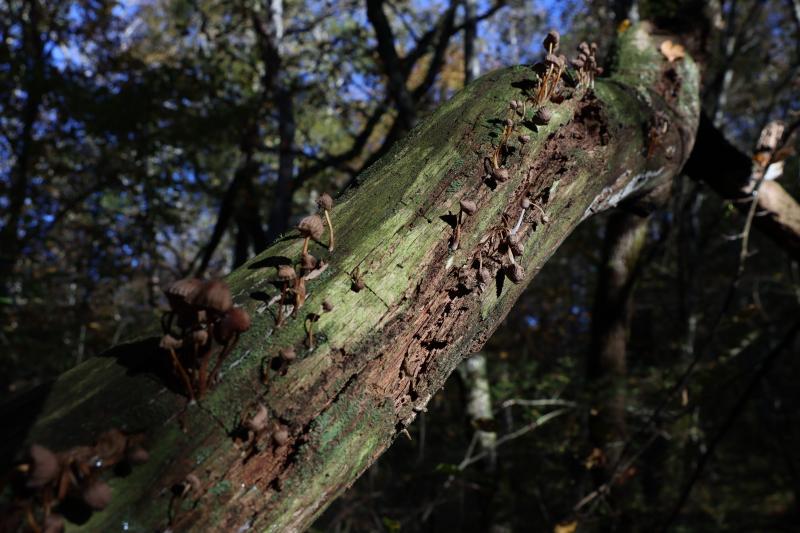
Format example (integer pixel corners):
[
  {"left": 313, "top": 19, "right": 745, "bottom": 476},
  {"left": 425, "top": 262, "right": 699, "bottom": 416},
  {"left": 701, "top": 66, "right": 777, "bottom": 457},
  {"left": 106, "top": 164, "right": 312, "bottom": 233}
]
[
  {"left": 276, "top": 265, "right": 297, "bottom": 327},
  {"left": 163, "top": 277, "right": 203, "bottom": 330},
  {"left": 543, "top": 29, "right": 560, "bottom": 53},
  {"left": 192, "top": 279, "right": 233, "bottom": 319},
  {"left": 25, "top": 444, "right": 59, "bottom": 489},
  {"left": 297, "top": 214, "right": 325, "bottom": 256},
  {"left": 305, "top": 313, "right": 320, "bottom": 349},
  {"left": 451, "top": 199, "right": 478, "bottom": 251},
  {"left": 506, "top": 263, "right": 525, "bottom": 284},
  {"left": 82, "top": 480, "right": 113, "bottom": 510}
]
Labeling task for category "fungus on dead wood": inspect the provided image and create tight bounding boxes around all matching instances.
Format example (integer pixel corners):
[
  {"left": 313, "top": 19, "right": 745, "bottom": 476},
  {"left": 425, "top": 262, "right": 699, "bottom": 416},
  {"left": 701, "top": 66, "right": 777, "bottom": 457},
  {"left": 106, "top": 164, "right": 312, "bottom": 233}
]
[
  {"left": 3, "top": 430, "right": 148, "bottom": 531},
  {"left": 159, "top": 278, "right": 251, "bottom": 399}
]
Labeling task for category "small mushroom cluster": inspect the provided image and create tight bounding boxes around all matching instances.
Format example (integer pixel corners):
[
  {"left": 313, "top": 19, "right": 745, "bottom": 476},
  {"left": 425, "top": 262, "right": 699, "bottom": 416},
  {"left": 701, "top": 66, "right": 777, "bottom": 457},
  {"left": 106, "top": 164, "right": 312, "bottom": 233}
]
[
  {"left": 571, "top": 41, "right": 602, "bottom": 88},
  {"left": 236, "top": 403, "right": 290, "bottom": 454},
  {"left": 272, "top": 193, "right": 335, "bottom": 328},
  {"left": 7, "top": 430, "right": 148, "bottom": 532},
  {"left": 160, "top": 278, "right": 251, "bottom": 400},
  {"left": 536, "top": 30, "right": 567, "bottom": 105}
]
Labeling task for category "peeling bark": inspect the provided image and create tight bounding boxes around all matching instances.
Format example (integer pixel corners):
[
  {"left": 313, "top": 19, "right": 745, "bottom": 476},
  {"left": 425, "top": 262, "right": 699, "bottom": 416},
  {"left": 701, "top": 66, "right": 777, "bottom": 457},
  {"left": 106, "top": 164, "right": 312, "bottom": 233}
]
[{"left": 2, "top": 24, "right": 699, "bottom": 532}]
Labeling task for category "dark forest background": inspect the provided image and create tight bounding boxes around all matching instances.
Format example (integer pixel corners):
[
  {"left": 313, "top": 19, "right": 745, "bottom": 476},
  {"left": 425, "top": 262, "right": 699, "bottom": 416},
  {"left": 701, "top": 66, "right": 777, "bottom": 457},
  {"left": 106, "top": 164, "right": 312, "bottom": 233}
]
[{"left": 2, "top": 0, "right": 800, "bottom": 531}]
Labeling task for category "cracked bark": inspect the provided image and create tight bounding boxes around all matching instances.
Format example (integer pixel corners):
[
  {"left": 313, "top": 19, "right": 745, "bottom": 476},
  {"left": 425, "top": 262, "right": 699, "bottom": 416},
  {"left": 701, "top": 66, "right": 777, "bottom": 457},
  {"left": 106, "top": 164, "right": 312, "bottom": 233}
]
[{"left": 2, "top": 24, "right": 700, "bottom": 532}]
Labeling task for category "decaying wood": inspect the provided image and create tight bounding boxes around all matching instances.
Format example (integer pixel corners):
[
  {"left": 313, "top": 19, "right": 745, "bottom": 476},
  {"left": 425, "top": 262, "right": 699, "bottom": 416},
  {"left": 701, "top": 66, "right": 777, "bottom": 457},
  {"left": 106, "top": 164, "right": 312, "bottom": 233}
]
[{"left": 2, "top": 24, "right": 700, "bottom": 532}]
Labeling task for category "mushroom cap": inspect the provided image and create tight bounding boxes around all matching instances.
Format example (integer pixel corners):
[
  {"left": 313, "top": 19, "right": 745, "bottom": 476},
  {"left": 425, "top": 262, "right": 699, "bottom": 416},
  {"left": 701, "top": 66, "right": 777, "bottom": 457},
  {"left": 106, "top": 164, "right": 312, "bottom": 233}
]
[
  {"left": 578, "top": 41, "right": 590, "bottom": 55},
  {"left": 300, "top": 252, "right": 317, "bottom": 272},
  {"left": 506, "top": 263, "right": 525, "bottom": 284},
  {"left": 273, "top": 429, "right": 290, "bottom": 446},
  {"left": 277, "top": 264, "right": 297, "bottom": 282},
  {"left": 492, "top": 167, "right": 510, "bottom": 182},
  {"left": 545, "top": 53, "right": 559, "bottom": 66},
  {"left": 164, "top": 278, "right": 203, "bottom": 311},
  {"left": 571, "top": 58, "right": 585, "bottom": 69},
  {"left": 245, "top": 404, "right": 268, "bottom": 432},
  {"left": 279, "top": 347, "right": 296, "bottom": 361},
  {"left": 520, "top": 198, "right": 531, "bottom": 209},
  {"left": 322, "top": 299, "right": 334, "bottom": 312},
  {"left": 534, "top": 107, "right": 552, "bottom": 123},
  {"left": 459, "top": 199, "right": 477, "bottom": 216},
  {"left": 125, "top": 446, "right": 149, "bottom": 465},
  {"left": 317, "top": 193, "right": 333, "bottom": 211},
  {"left": 192, "top": 280, "right": 233, "bottom": 314},
  {"left": 82, "top": 480, "right": 113, "bottom": 510},
  {"left": 216, "top": 307, "right": 251, "bottom": 343},
  {"left": 26, "top": 444, "right": 59, "bottom": 488},
  {"left": 351, "top": 277, "right": 366, "bottom": 292},
  {"left": 543, "top": 29, "right": 560, "bottom": 50},
  {"left": 507, "top": 234, "right": 524, "bottom": 256},
  {"left": 519, "top": 134, "right": 530, "bottom": 144},
  {"left": 297, "top": 214, "right": 324, "bottom": 240},
  {"left": 159, "top": 334, "right": 183, "bottom": 351},
  {"left": 225, "top": 307, "right": 251, "bottom": 332}
]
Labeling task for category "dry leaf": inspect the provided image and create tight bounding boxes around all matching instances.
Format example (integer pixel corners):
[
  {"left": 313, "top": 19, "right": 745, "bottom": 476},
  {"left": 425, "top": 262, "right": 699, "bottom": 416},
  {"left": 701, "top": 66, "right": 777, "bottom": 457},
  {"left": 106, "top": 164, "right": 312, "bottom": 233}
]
[
  {"left": 660, "top": 40, "right": 685, "bottom": 62},
  {"left": 554, "top": 520, "right": 578, "bottom": 533}
]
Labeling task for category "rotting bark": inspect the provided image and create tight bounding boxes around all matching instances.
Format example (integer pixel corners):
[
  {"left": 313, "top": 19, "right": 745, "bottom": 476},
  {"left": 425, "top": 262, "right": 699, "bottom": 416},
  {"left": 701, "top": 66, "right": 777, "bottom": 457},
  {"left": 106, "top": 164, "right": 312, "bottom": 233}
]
[{"left": 1, "top": 24, "right": 699, "bottom": 532}]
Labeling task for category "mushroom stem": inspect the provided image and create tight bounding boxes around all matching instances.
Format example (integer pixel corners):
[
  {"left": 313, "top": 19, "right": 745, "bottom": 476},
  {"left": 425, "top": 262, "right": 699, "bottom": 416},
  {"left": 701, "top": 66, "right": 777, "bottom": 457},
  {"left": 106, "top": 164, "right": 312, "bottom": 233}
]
[
  {"left": 511, "top": 208, "right": 527, "bottom": 235},
  {"left": 197, "top": 349, "right": 211, "bottom": 398},
  {"left": 209, "top": 334, "right": 239, "bottom": 386},
  {"left": 293, "top": 278, "right": 306, "bottom": 315},
  {"left": 276, "top": 283, "right": 289, "bottom": 327},
  {"left": 323, "top": 209, "right": 335, "bottom": 252},
  {"left": 302, "top": 236, "right": 310, "bottom": 256},
  {"left": 305, "top": 318, "right": 315, "bottom": 349},
  {"left": 168, "top": 347, "right": 195, "bottom": 402}
]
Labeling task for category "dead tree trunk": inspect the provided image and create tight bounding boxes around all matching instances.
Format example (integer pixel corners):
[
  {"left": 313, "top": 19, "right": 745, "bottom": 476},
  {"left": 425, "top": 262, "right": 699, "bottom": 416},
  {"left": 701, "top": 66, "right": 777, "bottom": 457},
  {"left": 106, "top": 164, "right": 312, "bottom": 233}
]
[{"left": 2, "top": 24, "right": 699, "bottom": 532}]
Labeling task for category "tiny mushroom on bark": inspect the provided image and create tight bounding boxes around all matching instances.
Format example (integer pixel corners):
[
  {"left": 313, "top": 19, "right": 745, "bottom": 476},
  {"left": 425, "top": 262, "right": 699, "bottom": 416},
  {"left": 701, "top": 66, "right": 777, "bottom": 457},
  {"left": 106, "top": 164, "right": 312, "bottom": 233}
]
[
  {"left": 209, "top": 306, "right": 252, "bottom": 384},
  {"left": 297, "top": 214, "right": 325, "bottom": 256},
  {"left": 300, "top": 252, "right": 317, "bottom": 275},
  {"left": 492, "top": 167, "right": 510, "bottom": 183},
  {"left": 164, "top": 277, "right": 203, "bottom": 330},
  {"left": 273, "top": 428, "right": 290, "bottom": 447},
  {"left": 506, "top": 263, "right": 526, "bottom": 284},
  {"left": 276, "top": 265, "right": 297, "bottom": 326},
  {"left": 305, "top": 312, "right": 321, "bottom": 349},
  {"left": 451, "top": 199, "right": 477, "bottom": 250},
  {"left": 192, "top": 279, "right": 233, "bottom": 321},
  {"left": 82, "top": 480, "right": 113, "bottom": 510},
  {"left": 25, "top": 444, "right": 59, "bottom": 489},
  {"left": 245, "top": 404, "right": 269, "bottom": 434},
  {"left": 317, "top": 193, "right": 335, "bottom": 252}
]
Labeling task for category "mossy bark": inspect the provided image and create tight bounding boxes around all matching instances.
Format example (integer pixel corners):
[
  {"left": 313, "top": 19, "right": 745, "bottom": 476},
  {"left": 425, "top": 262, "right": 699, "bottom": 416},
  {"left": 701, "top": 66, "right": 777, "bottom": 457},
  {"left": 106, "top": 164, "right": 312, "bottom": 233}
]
[{"left": 2, "top": 24, "right": 699, "bottom": 532}]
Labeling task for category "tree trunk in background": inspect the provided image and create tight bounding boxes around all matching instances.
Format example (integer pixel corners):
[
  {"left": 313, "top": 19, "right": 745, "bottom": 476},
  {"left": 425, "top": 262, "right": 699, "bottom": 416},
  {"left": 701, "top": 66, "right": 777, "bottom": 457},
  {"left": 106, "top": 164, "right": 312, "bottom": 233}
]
[
  {"left": 261, "top": 0, "right": 297, "bottom": 246},
  {"left": 463, "top": 0, "right": 480, "bottom": 84},
  {"left": 458, "top": 353, "right": 497, "bottom": 468},
  {"left": 2, "top": 24, "right": 699, "bottom": 532},
  {"left": 586, "top": 210, "right": 650, "bottom": 500}
]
